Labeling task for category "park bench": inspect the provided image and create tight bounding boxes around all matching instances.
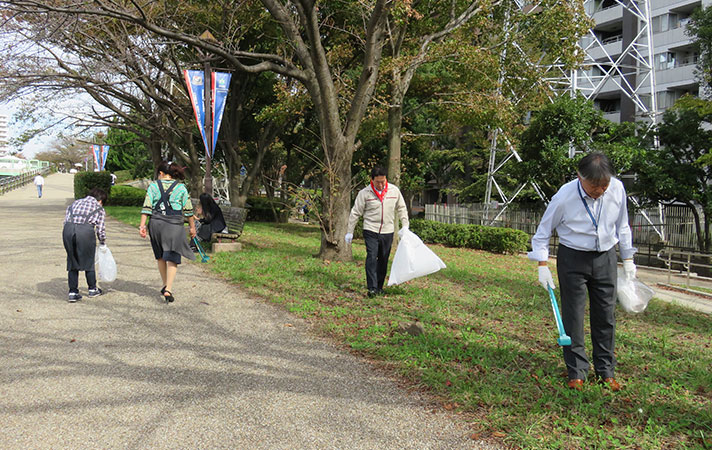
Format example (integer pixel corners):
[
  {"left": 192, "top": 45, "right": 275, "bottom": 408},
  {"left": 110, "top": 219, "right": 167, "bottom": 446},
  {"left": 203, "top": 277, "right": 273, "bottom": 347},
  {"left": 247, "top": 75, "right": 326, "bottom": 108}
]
[
  {"left": 211, "top": 205, "right": 248, "bottom": 252},
  {"left": 213, "top": 205, "right": 247, "bottom": 242}
]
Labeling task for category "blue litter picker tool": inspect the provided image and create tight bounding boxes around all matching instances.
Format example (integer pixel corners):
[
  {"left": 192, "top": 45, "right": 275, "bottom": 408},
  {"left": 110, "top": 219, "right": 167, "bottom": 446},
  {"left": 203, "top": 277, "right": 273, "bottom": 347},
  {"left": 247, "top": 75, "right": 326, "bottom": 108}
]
[
  {"left": 192, "top": 237, "right": 210, "bottom": 263},
  {"left": 547, "top": 286, "right": 572, "bottom": 346}
]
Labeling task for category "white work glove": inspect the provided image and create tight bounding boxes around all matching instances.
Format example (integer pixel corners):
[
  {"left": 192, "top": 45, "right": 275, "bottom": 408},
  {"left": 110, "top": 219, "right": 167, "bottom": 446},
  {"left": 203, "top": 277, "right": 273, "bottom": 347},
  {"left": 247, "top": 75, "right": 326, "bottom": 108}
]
[
  {"left": 623, "top": 259, "right": 636, "bottom": 280},
  {"left": 538, "top": 265, "right": 556, "bottom": 290},
  {"left": 344, "top": 233, "right": 353, "bottom": 244}
]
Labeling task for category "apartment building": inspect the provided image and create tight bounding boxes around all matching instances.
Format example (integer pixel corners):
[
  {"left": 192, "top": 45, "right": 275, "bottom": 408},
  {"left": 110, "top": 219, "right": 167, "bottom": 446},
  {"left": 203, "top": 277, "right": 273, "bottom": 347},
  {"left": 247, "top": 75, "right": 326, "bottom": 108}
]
[
  {"left": 0, "top": 114, "right": 8, "bottom": 156},
  {"left": 580, "top": 0, "right": 708, "bottom": 123}
]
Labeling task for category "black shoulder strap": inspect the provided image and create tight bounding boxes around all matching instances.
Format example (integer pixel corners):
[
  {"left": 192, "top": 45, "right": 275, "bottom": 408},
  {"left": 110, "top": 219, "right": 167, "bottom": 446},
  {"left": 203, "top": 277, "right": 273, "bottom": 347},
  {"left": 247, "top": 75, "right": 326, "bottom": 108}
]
[
  {"left": 156, "top": 180, "right": 179, "bottom": 212},
  {"left": 164, "top": 181, "right": 179, "bottom": 196}
]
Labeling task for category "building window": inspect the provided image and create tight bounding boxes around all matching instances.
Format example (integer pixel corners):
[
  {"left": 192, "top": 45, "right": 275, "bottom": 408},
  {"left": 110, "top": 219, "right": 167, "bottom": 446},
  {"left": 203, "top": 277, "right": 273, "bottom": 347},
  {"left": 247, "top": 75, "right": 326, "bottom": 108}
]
[
  {"left": 655, "top": 52, "right": 676, "bottom": 70},
  {"left": 651, "top": 12, "right": 691, "bottom": 33}
]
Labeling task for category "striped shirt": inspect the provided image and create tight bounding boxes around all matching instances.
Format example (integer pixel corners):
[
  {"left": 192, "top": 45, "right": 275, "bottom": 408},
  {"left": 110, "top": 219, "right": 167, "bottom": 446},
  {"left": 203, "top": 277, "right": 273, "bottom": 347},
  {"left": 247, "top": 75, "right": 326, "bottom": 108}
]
[
  {"left": 141, "top": 180, "right": 194, "bottom": 217},
  {"left": 64, "top": 196, "right": 106, "bottom": 245}
]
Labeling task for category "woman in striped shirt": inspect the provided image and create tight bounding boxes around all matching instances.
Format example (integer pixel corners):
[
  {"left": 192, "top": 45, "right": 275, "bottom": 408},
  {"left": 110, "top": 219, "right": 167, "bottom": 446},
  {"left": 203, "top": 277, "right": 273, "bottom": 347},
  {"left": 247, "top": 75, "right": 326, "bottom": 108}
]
[{"left": 138, "top": 161, "right": 197, "bottom": 303}]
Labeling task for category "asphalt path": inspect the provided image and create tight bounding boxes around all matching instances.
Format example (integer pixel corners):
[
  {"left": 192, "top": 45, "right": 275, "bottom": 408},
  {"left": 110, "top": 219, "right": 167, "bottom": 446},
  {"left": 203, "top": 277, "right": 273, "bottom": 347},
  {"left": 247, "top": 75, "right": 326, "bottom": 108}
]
[{"left": 0, "top": 174, "right": 485, "bottom": 449}]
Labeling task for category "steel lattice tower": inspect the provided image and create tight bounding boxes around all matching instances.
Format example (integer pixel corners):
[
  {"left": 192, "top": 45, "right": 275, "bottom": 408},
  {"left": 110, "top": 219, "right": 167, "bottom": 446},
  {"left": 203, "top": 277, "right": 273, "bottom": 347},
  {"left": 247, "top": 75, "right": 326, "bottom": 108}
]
[{"left": 483, "top": 0, "right": 658, "bottom": 223}]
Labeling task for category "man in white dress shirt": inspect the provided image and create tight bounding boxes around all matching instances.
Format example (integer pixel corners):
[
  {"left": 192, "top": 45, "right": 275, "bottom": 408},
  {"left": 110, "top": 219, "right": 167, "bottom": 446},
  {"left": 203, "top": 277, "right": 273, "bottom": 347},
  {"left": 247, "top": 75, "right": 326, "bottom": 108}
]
[{"left": 529, "top": 152, "right": 636, "bottom": 391}]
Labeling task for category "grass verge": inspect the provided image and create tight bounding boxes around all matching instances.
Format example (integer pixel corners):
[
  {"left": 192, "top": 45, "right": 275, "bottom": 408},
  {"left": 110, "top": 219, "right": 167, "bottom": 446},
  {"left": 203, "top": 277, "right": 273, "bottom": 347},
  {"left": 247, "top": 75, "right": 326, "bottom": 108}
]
[{"left": 106, "top": 212, "right": 712, "bottom": 449}]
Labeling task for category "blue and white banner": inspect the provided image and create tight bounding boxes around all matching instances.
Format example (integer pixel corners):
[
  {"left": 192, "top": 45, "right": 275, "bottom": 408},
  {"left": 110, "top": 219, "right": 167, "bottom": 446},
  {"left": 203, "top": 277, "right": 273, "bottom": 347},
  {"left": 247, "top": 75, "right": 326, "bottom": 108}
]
[
  {"left": 211, "top": 71, "right": 231, "bottom": 155},
  {"left": 92, "top": 144, "right": 101, "bottom": 171},
  {"left": 101, "top": 145, "right": 110, "bottom": 171},
  {"left": 183, "top": 69, "right": 210, "bottom": 157}
]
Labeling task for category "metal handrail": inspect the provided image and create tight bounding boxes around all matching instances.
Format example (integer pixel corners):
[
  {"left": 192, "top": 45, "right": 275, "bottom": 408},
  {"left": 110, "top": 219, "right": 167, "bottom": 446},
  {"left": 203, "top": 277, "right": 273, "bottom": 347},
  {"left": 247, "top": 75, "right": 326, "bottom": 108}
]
[
  {"left": 0, "top": 168, "right": 50, "bottom": 195},
  {"left": 656, "top": 248, "right": 712, "bottom": 287}
]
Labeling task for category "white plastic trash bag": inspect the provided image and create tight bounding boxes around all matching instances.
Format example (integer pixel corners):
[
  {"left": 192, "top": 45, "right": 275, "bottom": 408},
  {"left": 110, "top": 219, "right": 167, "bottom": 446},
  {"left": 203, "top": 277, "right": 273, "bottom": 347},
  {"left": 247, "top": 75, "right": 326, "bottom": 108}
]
[
  {"left": 95, "top": 245, "right": 117, "bottom": 282},
  {"left": 387, "top": 228, "right": 446, "bottom": 286},
  {"left": 616, "top": 267, "right": 654, "bottom": 313}
]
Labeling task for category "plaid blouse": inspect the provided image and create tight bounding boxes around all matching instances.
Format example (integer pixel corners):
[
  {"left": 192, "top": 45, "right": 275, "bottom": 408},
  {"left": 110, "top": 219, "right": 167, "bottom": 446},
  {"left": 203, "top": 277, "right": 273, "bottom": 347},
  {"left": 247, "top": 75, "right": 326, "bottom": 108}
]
[
  {"left": 141, "top": 180, "right": 194, "bottom": 217},
  {"left": 64, "top": 196, "right": 106, "bottom": 244}
]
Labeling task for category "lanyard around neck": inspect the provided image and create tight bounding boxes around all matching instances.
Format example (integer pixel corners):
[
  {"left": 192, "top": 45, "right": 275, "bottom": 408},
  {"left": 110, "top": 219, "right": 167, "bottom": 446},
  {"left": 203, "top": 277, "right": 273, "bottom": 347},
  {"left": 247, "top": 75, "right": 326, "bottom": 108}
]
[{"left": 577, "top": 181, "right": 601, "bottom": 231}]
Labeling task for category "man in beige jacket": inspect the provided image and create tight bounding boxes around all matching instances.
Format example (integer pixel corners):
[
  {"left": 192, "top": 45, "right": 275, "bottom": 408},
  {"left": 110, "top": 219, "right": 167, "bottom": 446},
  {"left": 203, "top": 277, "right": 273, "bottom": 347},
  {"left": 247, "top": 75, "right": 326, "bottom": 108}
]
[{"left": 345, "top": 166, "right": 409, "bottom": 297}]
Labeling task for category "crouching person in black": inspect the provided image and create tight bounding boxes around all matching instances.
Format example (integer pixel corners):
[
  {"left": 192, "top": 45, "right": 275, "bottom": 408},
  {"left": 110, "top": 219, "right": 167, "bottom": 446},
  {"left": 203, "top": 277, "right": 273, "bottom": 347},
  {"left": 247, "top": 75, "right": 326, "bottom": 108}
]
[
  {"left": 62, "top": 188, "right": 108, "bottom": 302},
  {"left": 196, "top": 193, "right": 228, "bottom": 244}
]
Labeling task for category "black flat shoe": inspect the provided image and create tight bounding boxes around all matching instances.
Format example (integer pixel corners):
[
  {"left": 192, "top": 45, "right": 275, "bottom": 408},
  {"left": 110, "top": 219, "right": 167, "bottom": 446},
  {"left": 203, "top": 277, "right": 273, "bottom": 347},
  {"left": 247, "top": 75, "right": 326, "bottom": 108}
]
[{"left": 163, "top": 290, "right": 174, "bottom": 303}]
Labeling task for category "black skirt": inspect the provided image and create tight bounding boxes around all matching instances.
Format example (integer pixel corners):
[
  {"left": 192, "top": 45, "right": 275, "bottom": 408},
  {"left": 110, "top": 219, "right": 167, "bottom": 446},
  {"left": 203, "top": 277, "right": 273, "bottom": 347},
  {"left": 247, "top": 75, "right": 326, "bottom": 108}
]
[
  {"left": 148, "top": 214, "right": 196, "bottom": 262},
  {"left": 63, "top": 222, "right": 97, "bottom": 271}
]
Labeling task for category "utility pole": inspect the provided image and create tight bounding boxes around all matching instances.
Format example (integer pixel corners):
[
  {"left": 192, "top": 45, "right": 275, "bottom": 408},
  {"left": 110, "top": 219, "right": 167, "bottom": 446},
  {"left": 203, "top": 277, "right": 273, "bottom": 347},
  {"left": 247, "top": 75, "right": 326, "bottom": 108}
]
[
  {"left": 203, "top": 59, "right": 213, "bottom": 195},
  {"left": 200, "top": 30, "right": 217, "bottom": 195}
]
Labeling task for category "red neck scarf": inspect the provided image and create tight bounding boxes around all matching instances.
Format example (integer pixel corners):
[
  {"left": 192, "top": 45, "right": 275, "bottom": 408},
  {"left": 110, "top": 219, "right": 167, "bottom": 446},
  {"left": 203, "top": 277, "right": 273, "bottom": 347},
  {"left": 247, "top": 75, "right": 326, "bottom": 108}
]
[{"left": 370, "top": 180, "right": 388, "bottom": 202}]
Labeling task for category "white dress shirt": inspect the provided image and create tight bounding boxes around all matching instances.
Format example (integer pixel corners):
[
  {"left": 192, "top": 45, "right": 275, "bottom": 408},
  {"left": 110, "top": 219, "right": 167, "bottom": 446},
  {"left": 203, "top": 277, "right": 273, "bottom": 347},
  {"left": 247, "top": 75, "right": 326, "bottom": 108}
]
[{"left": 528, "top": 177, "right": 636, "bottom": 262}]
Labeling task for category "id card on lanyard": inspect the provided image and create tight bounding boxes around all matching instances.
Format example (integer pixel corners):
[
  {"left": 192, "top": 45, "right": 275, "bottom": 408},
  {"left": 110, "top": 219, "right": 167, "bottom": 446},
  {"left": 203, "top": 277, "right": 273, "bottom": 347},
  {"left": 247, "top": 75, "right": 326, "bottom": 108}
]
[{"left": 578, "top": 181, "right": 602, "bottom": 251}]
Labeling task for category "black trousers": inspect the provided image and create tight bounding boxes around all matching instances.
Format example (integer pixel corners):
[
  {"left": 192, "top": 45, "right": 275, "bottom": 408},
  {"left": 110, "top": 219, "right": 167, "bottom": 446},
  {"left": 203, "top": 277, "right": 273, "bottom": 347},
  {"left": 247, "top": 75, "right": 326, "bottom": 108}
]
[
  {"left": 363, "top": 230, "right": 394, "bottom": 291},
  {"left": 68, "top": 270, "right": 97, "bottom": 293},
  {"left": 557, "top": 245, "right": 618, "bottom": 380}
]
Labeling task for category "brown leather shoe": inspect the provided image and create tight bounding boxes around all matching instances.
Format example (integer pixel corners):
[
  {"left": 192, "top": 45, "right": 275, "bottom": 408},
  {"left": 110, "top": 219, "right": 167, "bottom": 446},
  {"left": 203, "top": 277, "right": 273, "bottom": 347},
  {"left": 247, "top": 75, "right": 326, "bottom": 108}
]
[
  {"left": 601, "top": 377, "right": 621, "bottom": 392},
  {"left": 567, "top": 379, "right": 584, "bottom": 390}
]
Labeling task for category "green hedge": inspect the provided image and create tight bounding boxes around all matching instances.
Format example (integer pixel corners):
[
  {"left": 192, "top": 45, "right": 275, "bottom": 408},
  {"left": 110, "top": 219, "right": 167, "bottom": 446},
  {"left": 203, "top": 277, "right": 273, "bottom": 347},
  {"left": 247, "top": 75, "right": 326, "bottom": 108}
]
[
  {"left": 113, "top": 170, "right": 133, "bottom": 184},
  {"left": 246, "top": 196, "right": 288, "bottom": 222},
  {"left": 74, "top": 171, "right": 112, "bottom": 199},
  {"left": 107, "top": 185, "right": 146, "bottom": 206},
  {"left": 409, "top": 219, "right": 529, "bottom": 254}
]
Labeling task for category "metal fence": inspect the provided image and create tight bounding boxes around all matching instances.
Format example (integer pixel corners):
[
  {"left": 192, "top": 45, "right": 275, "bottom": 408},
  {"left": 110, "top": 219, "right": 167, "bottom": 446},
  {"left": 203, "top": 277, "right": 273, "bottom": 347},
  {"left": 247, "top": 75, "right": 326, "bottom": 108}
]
[
  {"left": 0, "top": 168, "right": 50, "bottom": 196},
  {"left": 425, "top": 202, "right": 703, "bottom": 268}
]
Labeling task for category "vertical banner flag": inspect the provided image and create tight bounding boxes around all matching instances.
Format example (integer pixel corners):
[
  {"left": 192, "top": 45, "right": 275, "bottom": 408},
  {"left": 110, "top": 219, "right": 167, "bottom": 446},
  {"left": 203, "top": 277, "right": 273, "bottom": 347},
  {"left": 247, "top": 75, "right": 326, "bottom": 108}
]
[
  {"left": 183, "top": 70, "right": 210, "bottom": 156},
  {"left": 211, "top": 71, "right": 232, "bottom": 156},
  {"left": 92, "top": 145, "right": 101, "bottom": 171},
  {"left": 101, "top": 145, "right": 110, "bottom": 171}
]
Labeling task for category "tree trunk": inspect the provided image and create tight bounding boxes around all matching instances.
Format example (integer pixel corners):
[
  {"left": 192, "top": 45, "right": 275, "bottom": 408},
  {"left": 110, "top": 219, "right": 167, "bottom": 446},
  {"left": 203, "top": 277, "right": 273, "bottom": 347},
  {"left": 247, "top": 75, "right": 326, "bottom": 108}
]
[
  {"left": 387, "top": 100, "right": 403, "bottom": 186},
  {"left": 704, "top": 206, "right": 711, "bottom": 253},
  {"left": 689, "top": 202, "right": 705, "bottom": 252},
  {"left": 318, "top": 142, "right": 353, "bottom": 261}
]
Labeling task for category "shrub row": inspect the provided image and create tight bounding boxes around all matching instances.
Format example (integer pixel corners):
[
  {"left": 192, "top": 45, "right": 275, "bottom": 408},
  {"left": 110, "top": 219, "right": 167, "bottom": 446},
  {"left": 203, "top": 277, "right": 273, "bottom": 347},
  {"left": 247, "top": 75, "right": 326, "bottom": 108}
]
[
  {"left": 107, "top": 185, "right": 146, "bottom": 206},
  {"left": 409, "top": 218, "right": 529, "bottom": 254},
  {"left": 246, "top": 196, "right": 288, "bottom": 223},
  {"left": 73, "top": 171, "right": 112, "bottom": 199}
]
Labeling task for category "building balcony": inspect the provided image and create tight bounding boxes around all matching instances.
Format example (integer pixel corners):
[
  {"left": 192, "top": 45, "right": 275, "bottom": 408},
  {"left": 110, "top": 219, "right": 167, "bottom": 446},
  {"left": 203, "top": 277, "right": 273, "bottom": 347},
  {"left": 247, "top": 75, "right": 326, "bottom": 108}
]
[
  {"left": 603, "top": 111, "right": 621, "bottom": 123},
  {"left": 590, "top": 4, "right": 623, "bottom": 27},
  {"left": 651, "top": 0, "right": 702, "bottom": 15},
  {"left": 637, "top": 62, "right": 697, "bottom": 90},
  {"left": 583, "top": 36, "right": 623, "bottom": 61},
  {"left": 654, "top": 25, "right": 694, "bottom": 49},
  {"left": 576, "top": 75, "right": 627, "bottom": 96}
]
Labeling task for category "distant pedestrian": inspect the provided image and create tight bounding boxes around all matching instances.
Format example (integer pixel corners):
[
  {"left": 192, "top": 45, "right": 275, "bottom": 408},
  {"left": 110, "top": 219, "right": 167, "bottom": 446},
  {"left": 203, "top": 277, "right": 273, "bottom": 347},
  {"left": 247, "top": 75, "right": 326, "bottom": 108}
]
[
  {"left": 62, "top": 188, "right": 107, "bottom": 302},
  {"left": 529, "top": 152, "right": 636, "bottom": 392},
  {"left": 138, "top": 161, "right": 197, "bottom": 303},
  {"left": 345, "top": 166, "right": 409, "bottom": 297},
  {"left": 33, "top": 174, "right": 44, "bottom": 198},
  {"left": 110, "top": 173, "right": 117, "bottom": 185},
  {"left": 302, "top": 200, "right": 310, "bottom": 223}
]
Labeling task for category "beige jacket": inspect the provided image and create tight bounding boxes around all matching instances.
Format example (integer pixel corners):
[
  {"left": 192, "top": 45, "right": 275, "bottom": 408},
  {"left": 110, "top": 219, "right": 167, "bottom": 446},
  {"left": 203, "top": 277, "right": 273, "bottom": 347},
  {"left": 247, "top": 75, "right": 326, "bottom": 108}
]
[{"left": 347, "top": 183, "right": 409, "bottom": 235}]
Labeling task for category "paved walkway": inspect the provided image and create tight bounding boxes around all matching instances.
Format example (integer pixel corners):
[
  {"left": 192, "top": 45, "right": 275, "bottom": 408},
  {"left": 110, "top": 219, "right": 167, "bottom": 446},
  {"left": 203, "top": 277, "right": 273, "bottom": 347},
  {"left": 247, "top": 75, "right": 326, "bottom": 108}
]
[
  {"left": 635, "top": 267, "right": 712, "bottom": 314},
  {"left": 0, "top": 174, "right": 484, "bottom": 449}
]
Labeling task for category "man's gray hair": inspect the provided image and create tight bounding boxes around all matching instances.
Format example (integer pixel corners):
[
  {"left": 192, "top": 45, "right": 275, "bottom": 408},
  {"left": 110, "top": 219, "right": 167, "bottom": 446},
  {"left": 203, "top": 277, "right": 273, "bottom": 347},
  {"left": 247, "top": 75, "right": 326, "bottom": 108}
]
[{"left": 577, "top": 152, "right": 614, "bottom": 182}]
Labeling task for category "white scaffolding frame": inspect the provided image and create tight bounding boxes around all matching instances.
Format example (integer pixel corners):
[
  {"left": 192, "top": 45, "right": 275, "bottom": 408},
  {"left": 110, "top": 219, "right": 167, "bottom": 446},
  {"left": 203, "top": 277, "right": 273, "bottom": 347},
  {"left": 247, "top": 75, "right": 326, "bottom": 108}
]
[{"left": 483, "top": 0, "right": 659, "bottom": 225}]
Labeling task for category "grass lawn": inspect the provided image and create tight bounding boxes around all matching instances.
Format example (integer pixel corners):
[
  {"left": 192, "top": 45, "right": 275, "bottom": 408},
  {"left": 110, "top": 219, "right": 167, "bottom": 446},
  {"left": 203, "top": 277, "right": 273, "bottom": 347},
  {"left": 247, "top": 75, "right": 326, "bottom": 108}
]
[
  {"left": 105, "top": 206, "right": 143, "bottom": 228},
  {"left": 106, "top": 211, "right": 712, "bottom": 449}
]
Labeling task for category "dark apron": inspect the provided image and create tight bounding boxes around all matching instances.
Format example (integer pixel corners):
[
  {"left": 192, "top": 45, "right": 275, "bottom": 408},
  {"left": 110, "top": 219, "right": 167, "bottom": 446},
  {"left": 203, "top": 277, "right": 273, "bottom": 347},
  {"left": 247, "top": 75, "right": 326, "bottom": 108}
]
[
  {"left": 63, "top": 206, "right": 101, "bottom": 271},
  {"left": 148, "top": 181, "right": 195, "bottom": 261}
]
